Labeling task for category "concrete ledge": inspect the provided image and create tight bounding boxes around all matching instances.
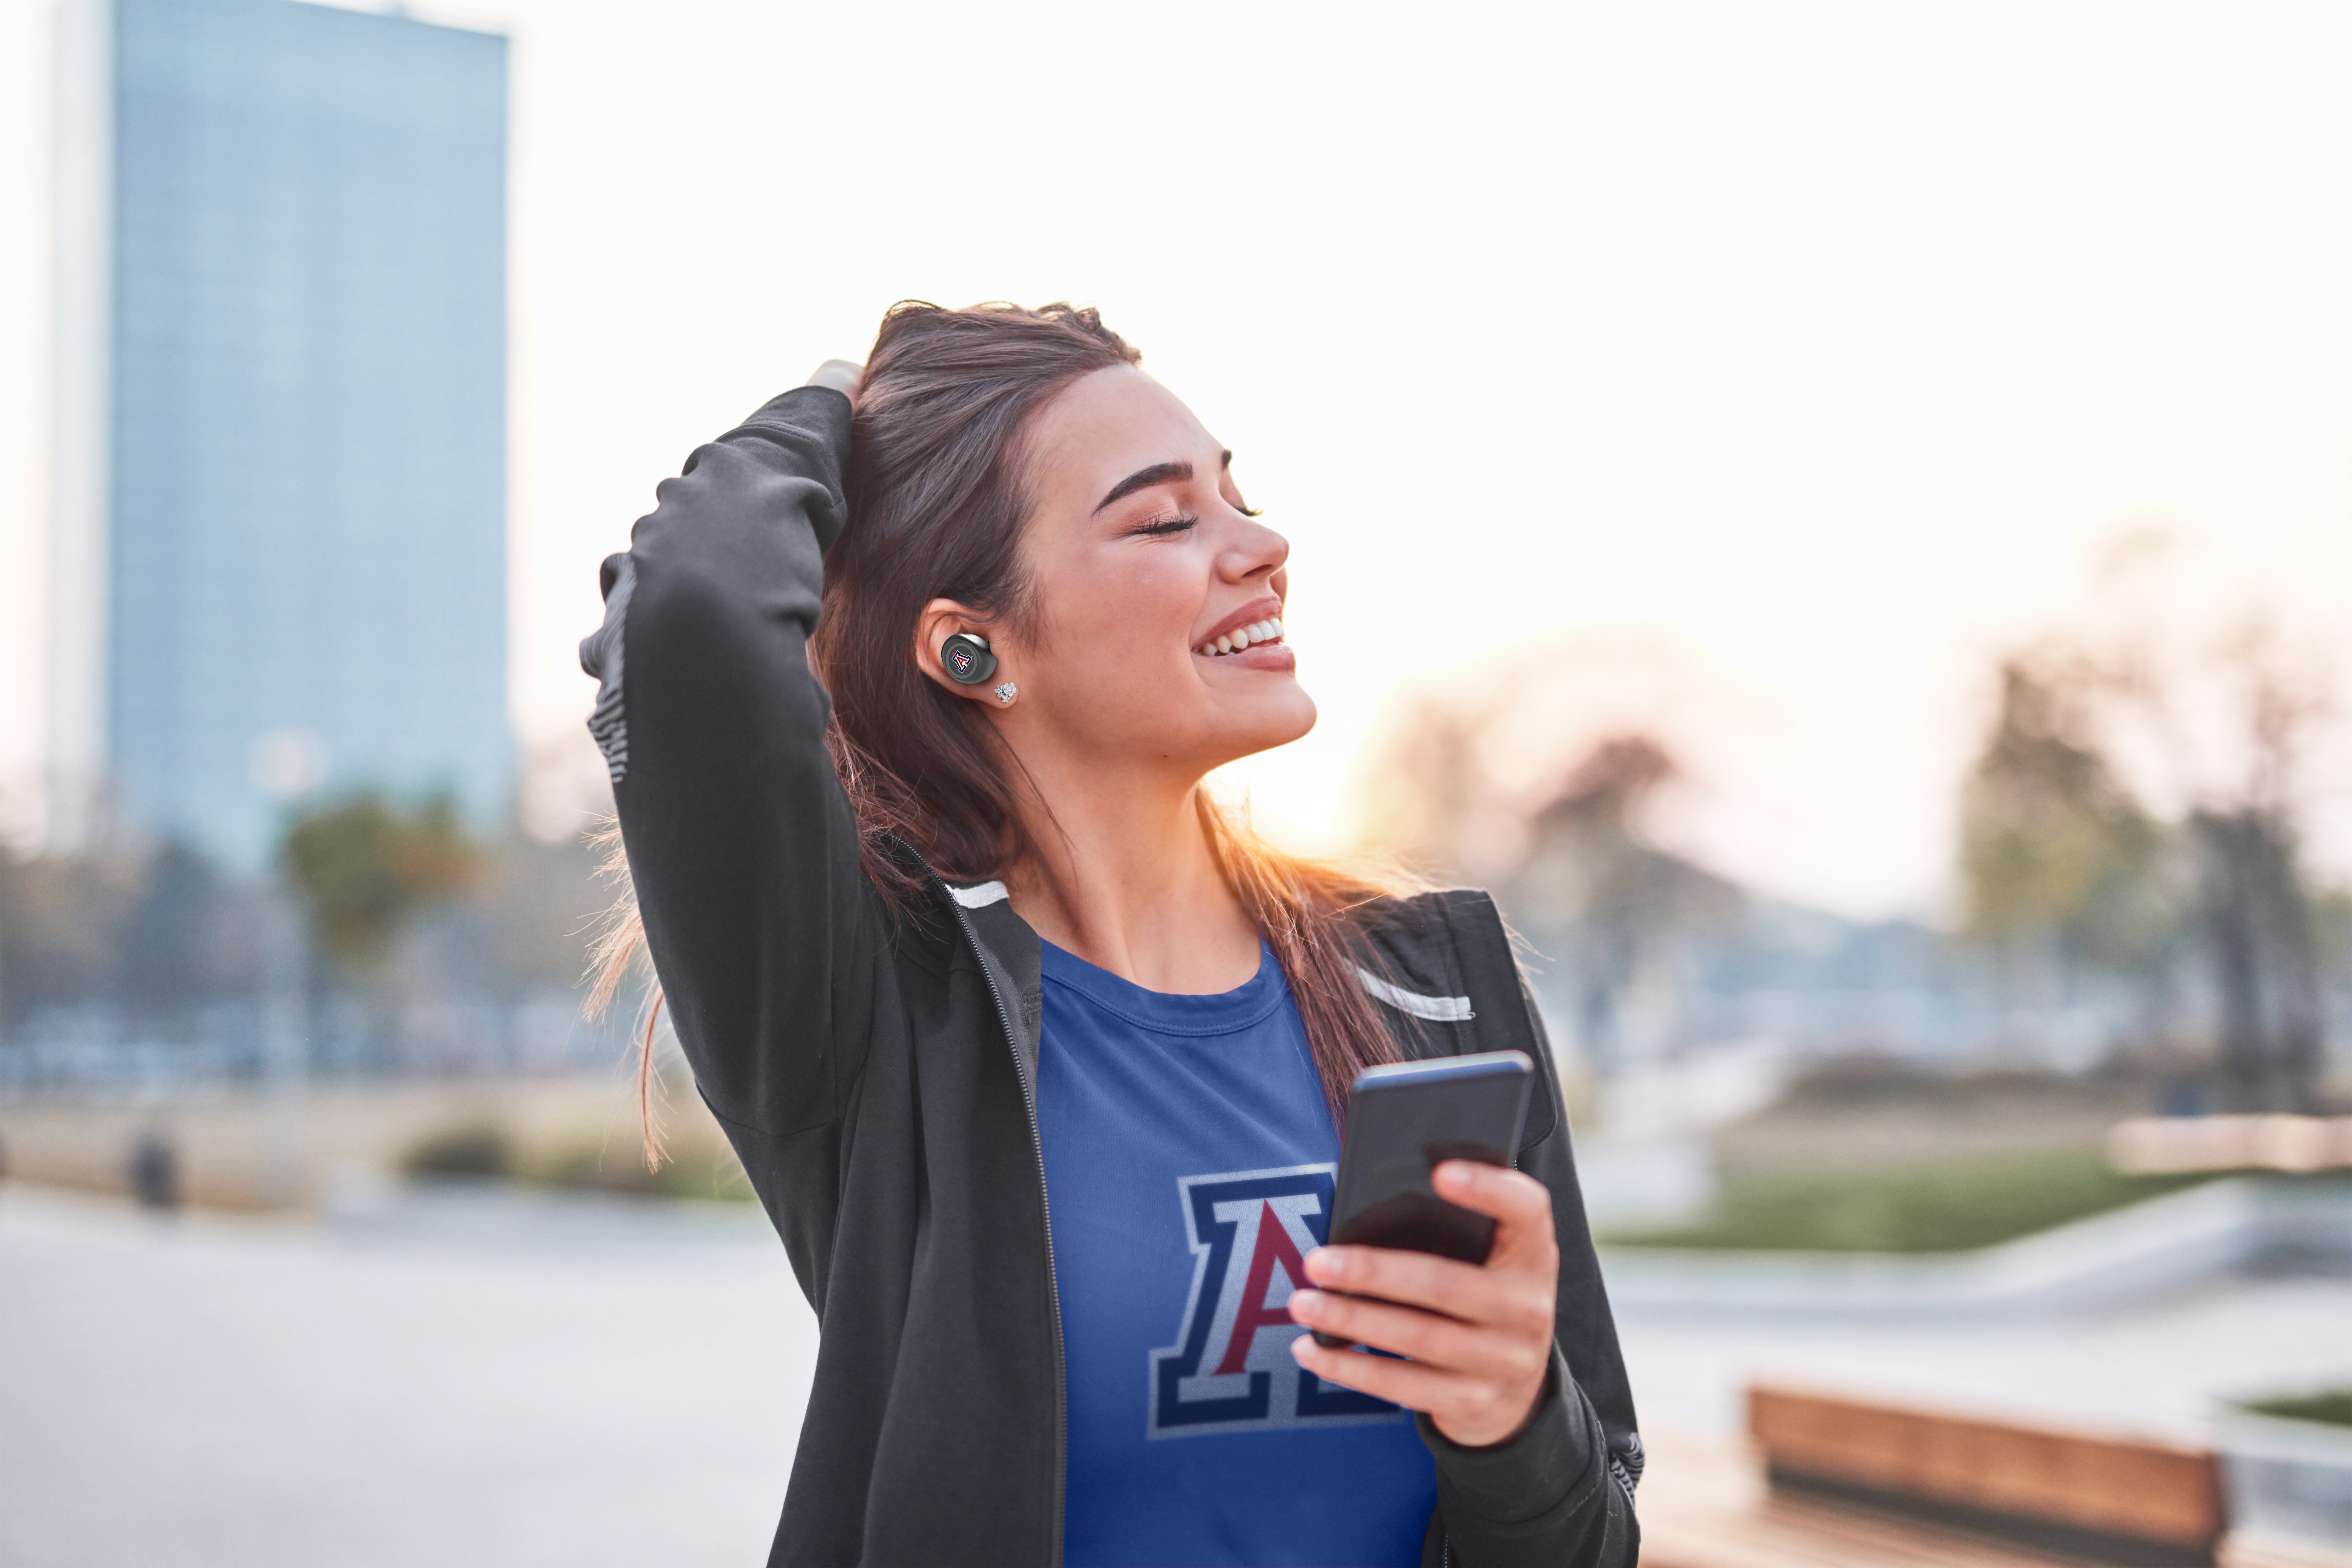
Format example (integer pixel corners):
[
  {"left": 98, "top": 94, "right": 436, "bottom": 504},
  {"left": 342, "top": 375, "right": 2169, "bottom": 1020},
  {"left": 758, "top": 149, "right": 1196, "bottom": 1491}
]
[{"left": 1600, "top": 1176, "right": 2352, "bottom": 1319}]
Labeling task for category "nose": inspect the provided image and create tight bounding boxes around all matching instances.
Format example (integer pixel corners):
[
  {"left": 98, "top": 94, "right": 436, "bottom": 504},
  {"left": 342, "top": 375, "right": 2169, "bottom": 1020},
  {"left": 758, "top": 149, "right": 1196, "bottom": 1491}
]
[{"left": 1218, "top": 513, "right": 1289, "bottom": 585}]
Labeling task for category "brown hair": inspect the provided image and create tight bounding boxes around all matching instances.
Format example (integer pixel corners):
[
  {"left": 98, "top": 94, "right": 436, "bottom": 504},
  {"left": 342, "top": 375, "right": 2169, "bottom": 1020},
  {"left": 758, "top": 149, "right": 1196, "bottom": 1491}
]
[{"left": 593, "top": 302, "right": 1409, "bottom": 1161}]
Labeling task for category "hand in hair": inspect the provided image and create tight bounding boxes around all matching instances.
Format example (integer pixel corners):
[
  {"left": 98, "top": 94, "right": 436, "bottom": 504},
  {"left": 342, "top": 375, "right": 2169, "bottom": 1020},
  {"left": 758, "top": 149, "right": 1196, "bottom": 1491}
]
[
  {"left": 804, "top": 358, "right": 865, "bottom": 406},
  {"left": 1285, "top": 1160, "right": 1561, "bottom": 1449}
]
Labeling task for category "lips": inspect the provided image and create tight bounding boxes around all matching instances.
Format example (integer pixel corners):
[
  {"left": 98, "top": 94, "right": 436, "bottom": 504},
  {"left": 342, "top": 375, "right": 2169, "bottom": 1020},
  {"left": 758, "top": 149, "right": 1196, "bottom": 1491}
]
[{"left": 1193, "top": 595, "right": 1288, "bottom": 659}]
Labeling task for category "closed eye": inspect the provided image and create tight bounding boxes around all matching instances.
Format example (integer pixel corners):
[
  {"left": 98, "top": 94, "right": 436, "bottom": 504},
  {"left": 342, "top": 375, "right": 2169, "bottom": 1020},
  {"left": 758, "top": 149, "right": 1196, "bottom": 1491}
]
[{"left": 1129, "top": 513, "right": 1199, "bottom": 538}]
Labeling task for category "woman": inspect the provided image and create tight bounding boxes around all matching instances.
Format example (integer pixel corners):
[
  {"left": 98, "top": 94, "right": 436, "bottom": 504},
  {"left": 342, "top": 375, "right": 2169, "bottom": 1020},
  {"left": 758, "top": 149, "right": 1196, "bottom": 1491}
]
[{"left": 582, "top": 302, "right": 1641, "bottom": 1567}]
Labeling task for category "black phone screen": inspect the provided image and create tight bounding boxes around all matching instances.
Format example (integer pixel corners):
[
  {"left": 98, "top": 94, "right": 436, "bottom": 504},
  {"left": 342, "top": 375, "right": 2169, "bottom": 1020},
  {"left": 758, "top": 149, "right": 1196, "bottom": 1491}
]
[{"left": 1310, "top": 1050, "right": 1534, "bottom": 1349}]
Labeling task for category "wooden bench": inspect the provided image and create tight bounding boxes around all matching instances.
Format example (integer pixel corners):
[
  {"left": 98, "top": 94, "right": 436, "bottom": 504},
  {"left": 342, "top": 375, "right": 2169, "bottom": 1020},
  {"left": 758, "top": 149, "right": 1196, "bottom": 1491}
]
[
  {"left": 1746, "top": 1384, "right": 2223, "bottom": 1566},
  {"left": 1639, "top": 1419, "right": 2350, "bottom": 1568}
]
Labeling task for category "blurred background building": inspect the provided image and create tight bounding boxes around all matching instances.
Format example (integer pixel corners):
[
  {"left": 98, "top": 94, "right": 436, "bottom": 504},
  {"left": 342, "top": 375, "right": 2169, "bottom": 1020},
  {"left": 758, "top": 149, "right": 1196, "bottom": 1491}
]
[
  {"left": 51, "top": 0, "right": 509, "bottom": 871},
  {"left": 5, "top": 0, "right": 614, "bottom": 1109}
]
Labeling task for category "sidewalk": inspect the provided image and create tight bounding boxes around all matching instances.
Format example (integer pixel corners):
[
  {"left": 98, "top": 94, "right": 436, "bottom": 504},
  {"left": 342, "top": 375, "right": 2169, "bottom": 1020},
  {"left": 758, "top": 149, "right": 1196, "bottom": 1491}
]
[{"left": 0, "top": 1183, "right": 808, "bottom": 1568}]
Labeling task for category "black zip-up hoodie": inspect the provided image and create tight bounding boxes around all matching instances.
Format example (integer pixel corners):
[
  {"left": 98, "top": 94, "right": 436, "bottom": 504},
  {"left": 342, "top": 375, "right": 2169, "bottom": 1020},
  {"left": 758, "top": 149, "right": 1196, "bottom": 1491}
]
[{"left": 582, "top": 385, "right": 1643, "bottom": 1566}]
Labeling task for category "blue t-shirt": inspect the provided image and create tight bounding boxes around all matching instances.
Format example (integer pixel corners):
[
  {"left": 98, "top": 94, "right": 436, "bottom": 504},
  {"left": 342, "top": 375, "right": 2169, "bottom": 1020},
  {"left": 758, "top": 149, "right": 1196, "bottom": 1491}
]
[{"left": 1036, "top": 938, "right": 1438, "bottom": 1568}]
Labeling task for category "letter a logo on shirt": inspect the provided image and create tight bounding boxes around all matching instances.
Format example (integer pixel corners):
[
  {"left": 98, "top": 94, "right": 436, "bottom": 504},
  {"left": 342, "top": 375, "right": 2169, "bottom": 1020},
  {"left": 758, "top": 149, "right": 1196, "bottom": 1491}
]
[{"left": 1147, "top": 1163, "right": 1406, "bottom": 1438}]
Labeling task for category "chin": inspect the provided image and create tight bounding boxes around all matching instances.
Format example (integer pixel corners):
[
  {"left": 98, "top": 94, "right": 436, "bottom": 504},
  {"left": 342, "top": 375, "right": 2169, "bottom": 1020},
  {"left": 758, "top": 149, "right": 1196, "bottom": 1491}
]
[{"left": 1220, "top": 686, "right": 1317, "bottom": 759}]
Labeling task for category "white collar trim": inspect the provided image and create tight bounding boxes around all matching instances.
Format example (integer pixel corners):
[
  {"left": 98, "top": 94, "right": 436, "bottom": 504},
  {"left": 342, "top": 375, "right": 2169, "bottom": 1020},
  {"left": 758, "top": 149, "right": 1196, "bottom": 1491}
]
[{"left": 1355, "top": 966, "right": 1475, "bottom": 1022}]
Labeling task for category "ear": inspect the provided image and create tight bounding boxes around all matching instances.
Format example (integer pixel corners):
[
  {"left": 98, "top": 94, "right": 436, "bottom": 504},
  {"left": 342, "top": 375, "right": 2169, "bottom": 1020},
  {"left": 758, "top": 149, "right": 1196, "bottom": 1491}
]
[{"left": 914, "top": 598, "right": 1010, "bottom": 703}]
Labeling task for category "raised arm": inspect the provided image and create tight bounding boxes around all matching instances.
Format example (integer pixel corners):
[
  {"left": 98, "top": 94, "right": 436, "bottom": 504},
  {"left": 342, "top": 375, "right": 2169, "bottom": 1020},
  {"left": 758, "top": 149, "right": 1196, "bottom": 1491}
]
[{"left": 580, "top": 377, "right": 882, "bottom": 1139}]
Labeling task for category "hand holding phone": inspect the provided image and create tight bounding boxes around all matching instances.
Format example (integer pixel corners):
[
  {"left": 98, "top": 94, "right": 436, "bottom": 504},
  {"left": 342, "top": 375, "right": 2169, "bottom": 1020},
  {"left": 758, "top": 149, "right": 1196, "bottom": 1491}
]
[
  {"left": 1285, "top": 1048, "right": 1560, "bottom": 1447},
  {"left": 1308, "top": 1050, "right": 1533, "bottom": 1349}
]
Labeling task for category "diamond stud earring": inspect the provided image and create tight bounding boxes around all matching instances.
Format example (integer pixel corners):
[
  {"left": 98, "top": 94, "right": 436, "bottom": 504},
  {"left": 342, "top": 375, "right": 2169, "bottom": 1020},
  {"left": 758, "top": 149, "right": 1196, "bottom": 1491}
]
[{"left": 993, "top": 682, "right": 1018, "bottom": 707}]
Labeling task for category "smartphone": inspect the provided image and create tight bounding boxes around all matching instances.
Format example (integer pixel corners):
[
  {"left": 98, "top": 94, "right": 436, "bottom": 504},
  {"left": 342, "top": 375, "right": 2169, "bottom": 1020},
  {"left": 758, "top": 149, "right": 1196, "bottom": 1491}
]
[{"left": 1309, "top": 1050, "right": 1535, "bottom": 1349}]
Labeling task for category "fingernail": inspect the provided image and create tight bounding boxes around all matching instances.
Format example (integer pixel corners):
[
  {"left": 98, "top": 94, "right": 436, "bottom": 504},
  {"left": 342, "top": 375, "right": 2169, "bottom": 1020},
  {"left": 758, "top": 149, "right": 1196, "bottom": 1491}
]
[
  {"left": 1307, "top": 1249, "right": 1344, "bottom": 1284},
  {"left": 1288, "top": 1289, "right": 1323, "bottom": 1320},
  {"left": 1436, "top": 1161, "right": 1473, "bottom": 1189}
]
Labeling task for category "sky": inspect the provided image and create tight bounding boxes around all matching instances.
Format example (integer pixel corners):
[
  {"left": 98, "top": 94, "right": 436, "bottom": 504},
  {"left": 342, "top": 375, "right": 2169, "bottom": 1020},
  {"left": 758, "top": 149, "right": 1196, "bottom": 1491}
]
[{"left": 3, "top": 0, "right": 2350, "bottom": 919}]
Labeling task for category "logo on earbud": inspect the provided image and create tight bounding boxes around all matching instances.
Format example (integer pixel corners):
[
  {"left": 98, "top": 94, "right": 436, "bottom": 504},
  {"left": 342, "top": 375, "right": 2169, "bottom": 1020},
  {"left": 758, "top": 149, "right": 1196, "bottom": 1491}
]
[{"left": 940, "top": 632, "right": 997, "bottom": 686}]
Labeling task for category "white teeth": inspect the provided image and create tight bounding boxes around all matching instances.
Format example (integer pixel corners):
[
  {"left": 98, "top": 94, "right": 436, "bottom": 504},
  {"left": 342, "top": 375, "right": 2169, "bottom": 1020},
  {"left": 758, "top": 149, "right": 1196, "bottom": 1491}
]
[{"left": 1196, "top": 618, "right": 1288, "bottom": 657}]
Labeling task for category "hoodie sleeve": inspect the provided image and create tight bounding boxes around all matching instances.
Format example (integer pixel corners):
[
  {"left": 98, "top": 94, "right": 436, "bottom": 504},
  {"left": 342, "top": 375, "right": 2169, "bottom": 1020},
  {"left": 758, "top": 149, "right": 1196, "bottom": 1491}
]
[
  {"left": 1418, "top": 899, "right": 1642, "bottom": 1568},
  {"left": 580, "top": 385, "right": 884, "bottom": 1139},
  {"left": 1416, "top": 1348, "right": 1639, "bottom": 1567}
]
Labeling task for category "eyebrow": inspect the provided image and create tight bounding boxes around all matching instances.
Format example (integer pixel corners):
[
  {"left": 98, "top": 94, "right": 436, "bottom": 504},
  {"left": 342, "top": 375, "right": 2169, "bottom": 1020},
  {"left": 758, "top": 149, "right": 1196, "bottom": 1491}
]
[
  {"left": 1089, "top": 451, "right": 1236, "bottom": 516},
  {"left": 1092, "top": 460, "right": 1190, "bottom": 516}
]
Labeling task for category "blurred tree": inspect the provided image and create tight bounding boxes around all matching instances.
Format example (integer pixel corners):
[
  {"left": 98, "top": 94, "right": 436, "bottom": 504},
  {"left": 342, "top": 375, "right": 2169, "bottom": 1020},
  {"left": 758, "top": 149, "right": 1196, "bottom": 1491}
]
[
  {"left": 1, "top": 802, "right": 606, "bottom": 1075},
  {"left": 2190, "top": 807, "right": 2322, "bottom": 1110},
  {"left": 280, "top": 795, "right": 485, "bottom": 981},
  {"left": 0, "top": 848, "right": 138, "bottom": 1032},
  {"left": 475, "top": 832, "right": 605, "bottom": 994},
  {"left": 1504, "top": 736, "right": 1743, "bottom": 1073},
  {"left": 1353, "top": 686, "right": 1506, "bottom": 884},
  {"left": 2175, "top": 645, "right": 2332, "bottom": 1111},
  {"left": 1963, "top": 591, "right": 2339, "bottom": 1109},
  {"left": 1356, "top": 654, "right": 1748, "bottom": 1074},
  {"left": 1960, "top": 656, "right": 2176, "bottom": 979}
]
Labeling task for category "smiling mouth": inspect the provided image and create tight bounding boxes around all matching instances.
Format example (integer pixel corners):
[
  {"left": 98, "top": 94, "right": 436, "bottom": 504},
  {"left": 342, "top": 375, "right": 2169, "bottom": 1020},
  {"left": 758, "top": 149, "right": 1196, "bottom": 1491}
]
[{"left": 1194, "top": 617, "right": 1286, "bottom": 658}]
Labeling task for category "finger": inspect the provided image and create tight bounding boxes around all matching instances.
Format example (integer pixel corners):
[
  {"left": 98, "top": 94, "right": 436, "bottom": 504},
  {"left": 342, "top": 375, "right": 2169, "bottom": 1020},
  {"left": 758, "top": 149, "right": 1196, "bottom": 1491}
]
[
  {"left": 1430, "top": 1162, "right": 1550, "bottom": 1227},
  {"left": 1305, "top": 1245, "right": 1511, "bottom": 1324},
  {"left": 1288, "top": 1331, "right": 1462, "bottom": 1412},
  {"left": 1304, "top": 1244, "right": 1554, "bottom": 1341},
  {"left": 1432, "top": 1162, "right": 1558, "bottom": 1265},
  {"left": 803, "top": 359, "right": 865, "bottom": 398},
  {"left": 1295, "top": 1333, "right": 1547, "bottom": 1449},
  {"left": 1288, "top": 1289, "right": 1531, "bottom": 1382}
]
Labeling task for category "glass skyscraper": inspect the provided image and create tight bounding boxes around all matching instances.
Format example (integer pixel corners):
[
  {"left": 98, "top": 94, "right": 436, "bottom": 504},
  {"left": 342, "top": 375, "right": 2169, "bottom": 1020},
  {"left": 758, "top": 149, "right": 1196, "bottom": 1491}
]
[{"left": 51, "top": 0, "right": 509, "bottom": 873}]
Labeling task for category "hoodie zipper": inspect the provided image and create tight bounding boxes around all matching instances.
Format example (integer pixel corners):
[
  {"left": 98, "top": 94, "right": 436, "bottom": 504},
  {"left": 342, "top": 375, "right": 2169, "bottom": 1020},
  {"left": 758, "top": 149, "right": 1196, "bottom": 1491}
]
[{"left": 937, "top": 879, "right": 1068, "bottom": 1568}]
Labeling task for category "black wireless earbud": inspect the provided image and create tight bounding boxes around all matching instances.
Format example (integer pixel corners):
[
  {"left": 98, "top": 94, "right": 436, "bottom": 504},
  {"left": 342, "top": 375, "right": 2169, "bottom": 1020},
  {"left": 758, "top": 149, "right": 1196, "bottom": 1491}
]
[{"left": 939, "top": 632, "right": 998, "bottom": 686}]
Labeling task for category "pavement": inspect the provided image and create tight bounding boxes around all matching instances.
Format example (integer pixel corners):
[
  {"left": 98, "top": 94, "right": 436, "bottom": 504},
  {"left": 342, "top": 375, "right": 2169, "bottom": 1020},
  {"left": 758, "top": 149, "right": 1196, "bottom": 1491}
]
[
  {"left": 0, "top": 1184, "right": 811, "bottom": 1568},
  {"left": 5, "top": 1179, "right": 2351, "bottom": 1567},
  {"left": 1620, "top": 1271, "right": 2352, "bottom": 1446}
]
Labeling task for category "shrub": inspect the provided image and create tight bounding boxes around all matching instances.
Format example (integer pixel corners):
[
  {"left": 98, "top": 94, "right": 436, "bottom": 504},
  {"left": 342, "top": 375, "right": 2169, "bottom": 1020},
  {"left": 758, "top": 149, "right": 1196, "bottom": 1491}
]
[
  {"left": 522, "top": 1134, "right": 754, "bottom": 1203},
  {"left": 2243, "top": 1391, "right": 2352, "bottom": 1429},
  {"left": 400, "top": 1124, "right": 513, "bottom": 1179},
  {"left": 1603, "top": 1148, "right": 2209, "bottom": 1253}
]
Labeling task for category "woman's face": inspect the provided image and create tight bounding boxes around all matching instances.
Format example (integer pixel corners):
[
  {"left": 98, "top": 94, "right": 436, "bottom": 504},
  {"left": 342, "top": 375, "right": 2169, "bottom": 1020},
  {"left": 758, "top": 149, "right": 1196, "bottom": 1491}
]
[{"left": 983, "top": 363, "right": 1315, "bottom": 779}]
